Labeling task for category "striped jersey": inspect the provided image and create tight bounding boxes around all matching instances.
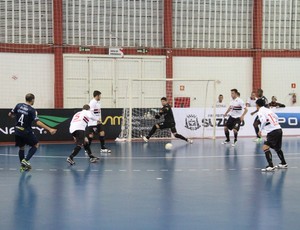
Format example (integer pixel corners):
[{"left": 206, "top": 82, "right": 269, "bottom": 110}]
[
  {"left": 69, "top": 110, "right": 94, "bottom": 133},
  {"left": 88, "top": 98, "right": 101, "bottom": 126},
  {"left": 257, "top": 106, "right": 281, "bottom": 134},
  {"left": 229, "top": 97, "right": 246, "bottom": 118}
]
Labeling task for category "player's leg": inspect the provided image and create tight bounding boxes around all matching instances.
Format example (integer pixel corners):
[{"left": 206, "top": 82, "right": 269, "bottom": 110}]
[
  {"left": 87, "top": 126, "right": 95, "bottom": 146},
  {"left": 222, "top": 117, "right": 232, "bottom": 144},
  {"left": 83, "top": 137, "right": 99, "bottom": 162},
  {"left": 142, "top": 123, "right": 160, "bottom": 142},
  {"left": 231, "top": 118, "right": 241, "bottom": 147},
  {"left": 171, "top": 125, "right": 193, "bottom": 143},
  {"left": 15, "top": 135, "right": 25, "bottom": 162},
  {"left": 253, "top": 116, "right": 262, "bottom": 142},
  {"left": 273, "top": 130, "right": 288, "bottom": 168},
  {"left": 98, "top": 124, "right": 111, "bottom": 153},
  {"left": 261, "top": 134, "right": 276, "bottom": 171},
  {"left": 67, "top": 131, "right": 84, "bottom": 165},
  {"left": 20, "top": 133, "right": 39, "bottom": 170}
]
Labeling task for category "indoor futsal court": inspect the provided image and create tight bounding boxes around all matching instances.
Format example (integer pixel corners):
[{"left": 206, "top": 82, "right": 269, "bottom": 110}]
[
  {"left": 1, "top": 0, "right": 300, "bottom": 230},
  {"left": 1, "top": 138, "right": 300, "bottom": 229}
]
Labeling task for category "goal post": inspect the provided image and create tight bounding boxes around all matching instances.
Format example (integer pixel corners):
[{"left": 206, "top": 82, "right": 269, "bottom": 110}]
[{"left": 116, "top": 78, "right": 218, "bottom": 142}]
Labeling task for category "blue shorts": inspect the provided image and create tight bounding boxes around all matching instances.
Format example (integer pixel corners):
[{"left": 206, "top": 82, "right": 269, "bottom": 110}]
[{"left": 15, "top": 132, "right": 38, "bottom": 147}]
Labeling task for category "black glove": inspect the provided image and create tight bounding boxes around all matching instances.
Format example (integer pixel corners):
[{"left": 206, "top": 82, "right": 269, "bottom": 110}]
[{"left": 155, "top": 114, "right": 160, "bottom": 119}]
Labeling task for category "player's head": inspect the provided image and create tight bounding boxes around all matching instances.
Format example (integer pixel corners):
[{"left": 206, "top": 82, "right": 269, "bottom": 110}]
[
  {"left": 271, "top": 96, "right": 277, "bottom": 102},
  {"left": 230, "top": 89, "right": 238, "bottom": 99},
  {"left": 161, "top": 97, "right": 168, "bottom": 106},
  {"left": 93, "top": 90, "right": 101, "bottom": 101},
  {"left": 25, "top": 93, "right": 35, "bottom": 105},
  {"left": 251, "top": 91, "right": 256, "bottom": 99},
  {"left": 257, "top": 88, "right": 263, "bottom": 97},
  {"left": 82, "top": 104, "right": 90, "bottom": 110},
  {"left": 218, "top": 94, "right": 223, "bottom": 102},
  {"left": 256, "top": 98, "right": 265, "bottom": 109}
]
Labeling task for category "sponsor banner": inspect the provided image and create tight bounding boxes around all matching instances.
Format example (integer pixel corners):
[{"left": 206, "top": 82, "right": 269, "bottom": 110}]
[
  {"left": 0, "top": 109, "right": 122, "bottom": 142},
  {"left": 173, "top": 107, "right": 300, "bottom": 138}
]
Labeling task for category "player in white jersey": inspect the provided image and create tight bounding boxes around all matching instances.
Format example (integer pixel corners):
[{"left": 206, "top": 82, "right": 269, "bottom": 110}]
[
  {"left": 87, "top": 90, "right": 111, "bottom": 153},
  {"left": 256, "top": 99, "right": 287, "bottom": 172},
  {"left": 222, "top": 89, "right": 248, "bottom": 147},
  {"left": 246, "top": 92, "right": 257, "bottom": 107},
  {"left": 251, "top": 88, "right": 269, "bottom": 142},
  {"left": 67, "top": 104, "right": 99, "bottom": 165}
]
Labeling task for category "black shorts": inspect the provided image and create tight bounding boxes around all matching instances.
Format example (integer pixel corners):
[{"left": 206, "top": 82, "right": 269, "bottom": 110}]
[
  {"left": 15, "top": 132, "right": 38, "bottom": 147},
  {"left": 72, "top": 130, "right": 87, "bottom": 146},
  {"left": 87, "top": 124, "right": 104, "bottom": 134},
  {"left": 158, "top": 122, "right": 177, "bottom": 133},
  {"left": 264, "top": 129, "right": 283, "bottom": 151},
  {"left": 225, "top": 116, "right": 241, "bottom": 131}
]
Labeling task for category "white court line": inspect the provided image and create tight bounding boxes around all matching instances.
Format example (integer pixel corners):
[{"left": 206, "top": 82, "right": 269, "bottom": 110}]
[
  {"left": 105, "top": 170, "right": 113, "bottom": 172},
  {"left": 76, "top": 169, "right": 84, "bottom": 172},
  {"left": 49, "top": 169, "right": 57, "bottom": 171},
  {"left": 9, "top": 168, "right": 17, "bottom": 171},
  {"left": 63, "top": 169, "right": 71, "bottom": 172},
  {"left": 228, "top": 169, "right": 236, "bottom": 171},
  {"left": 0, "top": 168, "right": 4, "bottom": 170},
  {"left": 160, "top": 169, "right": 168, "bottom": 171},
  {"left": 133, "top": 169, "right": 141, "bottom": 172},
  {"left": 241, "top": 168, "right": 249, "bottom": 170},
  {"left": 91, "top": 170, "right": 99, "bottom": 172},
  {"left": 147, "top": 169, "right": 156, "bottom": 172},
  {"left": 35, "top": 169, "right": 44, "bottom": 171},
  {"left": 216, "top": 169, "right": 224, "bottom": 171},
  {"left": 119, "top": 170, "right": 127, "bottom": 172},
  {"left": 1, "top": 153, "right": 300, "bottom": 160}
]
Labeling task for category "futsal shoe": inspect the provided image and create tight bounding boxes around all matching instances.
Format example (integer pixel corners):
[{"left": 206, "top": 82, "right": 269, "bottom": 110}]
[
  {"left": 222, "top": 140, "right": 230, "bottom": 145},
  {"left": 20, "top": 165, "right": 30, "bottom": 172},
  {"left": 142, "top": 136, "right": 149, "bottom": 143},
  {"left": 253, "top": 137, "right": 263, "bottom": 143},
  {"left": 100, "top": 147, "right": 111, "bottom": 153},
  {"left": 21, "top": 159, "right": 32, "bottom": 169},
  {"left": 231, "top": 140, "right": 237, "bottom": 147},
  {"left": 276, "top": 163, "right": 288, "bottom": 169},
  {"left": 67, "top": 157, "right": 75, "bottom": 165},
  {"left": 89, "top": 157, "right": 98, "bottom": 163},
  {"left": 261, "top": 166, "right": 276, "bottom": 172},
  {"left": 187, "top": 139, "right": 193, "bottom": 144}
]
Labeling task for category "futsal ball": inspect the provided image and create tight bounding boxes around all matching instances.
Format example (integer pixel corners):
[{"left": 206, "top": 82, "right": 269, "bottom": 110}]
[{"left": 165, "top": 143, "right": 173, "bottom": 150}]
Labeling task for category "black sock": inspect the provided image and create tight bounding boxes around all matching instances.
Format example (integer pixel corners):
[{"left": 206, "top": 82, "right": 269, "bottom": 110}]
[
  {"left": 99, "top": 136, "right": 105, "bottom": 148},
  {"left": 276, "top": 149, "right": 287, "bottom": 165},
  {"left": 84, "top": 144, "right": 92, "bottom": 157},
  {"left": 70, "top": 146, "right": 82, "bottom": 159},
  {"left": 88, "top": 137, "right": 93, "bottom": 146},
  {"left": 264, "top": 149, "right": 273, "bottom": 167},
  {"left": 174, "top": 133, "right": 188, "bottom": 141},
  {"left": 148, "top": 125, "right": 157, "bottom": 138},
  {"left": 225, "top": 130, "right": 230, "bottom": 141},
  {"left": 19, "top": 149, "right": 25, "bottom": 162},
  {"left": 234, "top": 131, "right": 238, "bottom": 141},
  {"left": 254, "top": 126, "right": 260, "bottom": 138},
  {"left": 25, "top": 146, "right": 37, "bottom": 161}
]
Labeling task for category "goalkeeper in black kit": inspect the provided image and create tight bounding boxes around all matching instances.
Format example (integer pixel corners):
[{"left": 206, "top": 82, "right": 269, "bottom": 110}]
[{"left": 142, "top": 97, "right": 193, "bottom": 144}]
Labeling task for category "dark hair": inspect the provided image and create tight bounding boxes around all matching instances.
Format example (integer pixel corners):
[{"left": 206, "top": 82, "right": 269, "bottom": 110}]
[
  {"left": 219, "top": 94, "right": 223, "bottom": 97},
  {"left": 257, "top": 88, "right": 263, "bottom": 94},
  {"left": 93, "top": 90, "right": 101, "bottom": 97},
  {"left": 161, "top": 97, "right": 167, "bottom": 101},
  {"left": 25, "top": 93, "right": 35, "bottom": 102},
  {"left": 256, "top": 98, "right": 265, "bottom": 107},
  {"left": 231, "top": 89, "right": 238, "bottom": 94},
  {"left": 82, "top": 104, "right": 90, "bottom": 110}
]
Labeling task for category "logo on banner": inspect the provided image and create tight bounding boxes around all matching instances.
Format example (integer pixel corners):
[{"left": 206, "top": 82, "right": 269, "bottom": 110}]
[
  {"left": 276, "top": 113, "right": 300, "bottom": 128},
  {"left": 185, "top": 114, "right": 201, "bottom": 130}
]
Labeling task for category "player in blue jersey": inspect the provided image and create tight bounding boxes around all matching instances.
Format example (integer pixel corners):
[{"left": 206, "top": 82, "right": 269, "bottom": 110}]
[{"left": 8, "top": 93, "right": 57, "bottom": 172}]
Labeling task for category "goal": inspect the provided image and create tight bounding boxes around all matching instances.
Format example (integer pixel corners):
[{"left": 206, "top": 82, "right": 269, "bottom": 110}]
[{"left": 116, "top": 78, "right": 218, "bottom": 142}]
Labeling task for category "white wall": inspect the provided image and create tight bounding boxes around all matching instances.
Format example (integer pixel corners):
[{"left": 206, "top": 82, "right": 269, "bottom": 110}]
[
  {"left": 0, "top": 53, "right": 54, "bottom": 108},
  {"left": 173, "top": 57, "right": 253, "bottom": 107},
  {"left": 262, "top": 58, "right": 300, "bottom": 106}
]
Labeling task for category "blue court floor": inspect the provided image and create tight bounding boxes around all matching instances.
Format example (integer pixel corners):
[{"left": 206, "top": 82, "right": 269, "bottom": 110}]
[{"left": 1, "top": 137, "right": 300, "bottom": 230}]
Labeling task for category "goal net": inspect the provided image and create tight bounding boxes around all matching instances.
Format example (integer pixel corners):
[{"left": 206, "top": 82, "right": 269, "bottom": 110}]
[{"left": 116, "top": 78, "right": 218, "bottom": 142}]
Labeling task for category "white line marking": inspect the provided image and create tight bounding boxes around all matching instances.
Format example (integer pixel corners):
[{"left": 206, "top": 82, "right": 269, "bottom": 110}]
[
  {"left": 91, "top": 170, "right": 99, "bottom": 172},
  {"left": 147, "top": 169, "right": 155, "bottom": 172},
  {"left": 290, "top": 166, "right": 298, "bottom": 169},
  {"left": 35, "top": 169, "right": 44, "bottom": 171},
  {"left": 77, "top": 169, "right": 84, "bottom": 172},
  {"left": 188, "top": 169, "right": 197, "bottom": 171},
  {"left": 63, "top": 169, "right": 71, "bottom": 172},
  {"left": 156, "top": 178, "right": 163, "bottom": 180},
  {"left": 160, "top": 169, "right": 168, "bottom": 171},
  {"left": 49, "top": 169, "right": 57, "bottom": 171},
  {"left": 9, "top": 168, "right": 17, "bottom": 171},
  {"left": 119, "top": 170, "right": 127, "bottom": 172},
  {"left": 228, "top": 169, "right": 236, "bottom": 171},
  {"left": 175, "top": 169, "right": 183, "bottom": 172},
  {"left": 0, "top": 168, "right": 4, "bottom": 170},
  {"left": 105, "top": 169, "right": 113, "bottom": 172},
  {"left": 133, "top": 170, "right": 141, "bottom": 172}
]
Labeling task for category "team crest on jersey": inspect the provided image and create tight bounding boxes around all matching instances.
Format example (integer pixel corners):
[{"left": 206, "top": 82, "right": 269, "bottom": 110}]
[{"left": 185, "top": 114, "right": 201, "bottom": 130}]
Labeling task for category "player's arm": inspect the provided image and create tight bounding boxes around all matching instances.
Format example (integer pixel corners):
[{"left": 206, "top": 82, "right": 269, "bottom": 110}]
[
  {"left": 240, "top": 106, "right": 248, "bottom": 121},
  {"left": 36, "top": 120, "right": 57, "bottom": 135},
  {"left": 224, "top": 106, "right": 231, "bottom": 117},
  {"left": 251, "top": 109, "right": 258, "bottom": 116},
  {"left": 257, "top": 114, "right": 267, "bottom": 137},
  {"left": 8, "top": 106, "right": 17, "bottom": 118}
]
